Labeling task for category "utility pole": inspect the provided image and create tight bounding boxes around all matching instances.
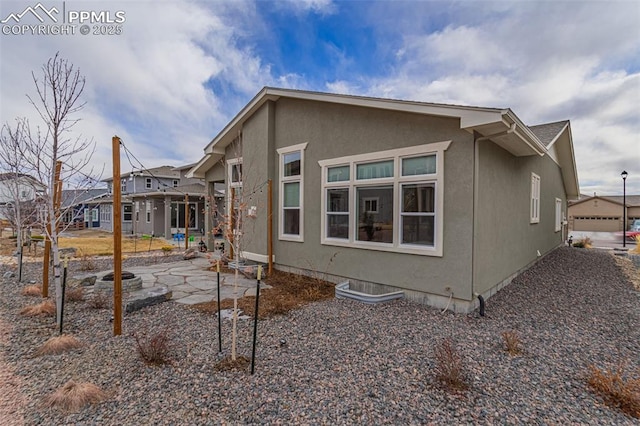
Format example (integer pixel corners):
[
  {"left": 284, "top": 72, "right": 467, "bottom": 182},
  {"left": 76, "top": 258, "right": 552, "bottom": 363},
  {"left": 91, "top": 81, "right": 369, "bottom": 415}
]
[
  {"left": 112, "top": 136, "right": 123, "bottom": 336},
  {"left": 42, "top": 160, "right": 62, "bottom": 298},
  {"left": 185, "top": 193, "right": 189, "bottom": 250}
]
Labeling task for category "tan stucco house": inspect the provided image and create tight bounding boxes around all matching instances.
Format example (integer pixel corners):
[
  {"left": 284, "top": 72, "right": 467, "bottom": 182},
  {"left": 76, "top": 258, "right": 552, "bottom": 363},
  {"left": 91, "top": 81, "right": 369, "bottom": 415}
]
[
  {"left": 568, "top": 194, "right": 640, "bottom": 232},
  {"left": 188, "top": 87, "right": 579, "bottom": 312}
]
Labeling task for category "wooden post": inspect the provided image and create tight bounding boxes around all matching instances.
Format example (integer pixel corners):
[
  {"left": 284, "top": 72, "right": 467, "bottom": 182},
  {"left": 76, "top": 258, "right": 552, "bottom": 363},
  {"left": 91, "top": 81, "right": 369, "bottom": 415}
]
[
  {"left": 267, "top": 179, "right": 273, "bottom": 275},
  {"left": 185, "top": 193, "right": 189, "bottom": 250},
  {"left": 42, "top": 160, "right": 62, "bottom": 298},
  {"left": 112, "top": 136, "right": 123, "bottom": 336}
]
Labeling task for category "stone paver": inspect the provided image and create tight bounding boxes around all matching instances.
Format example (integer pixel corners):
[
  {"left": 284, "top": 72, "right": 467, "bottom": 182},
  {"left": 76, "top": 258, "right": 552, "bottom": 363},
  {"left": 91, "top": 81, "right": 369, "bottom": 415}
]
[
  {"left": 105, "top": 256, "right": 267, "bottom": 305},
  {"left": 176, "top": 294, "right": 216, "bottom": 305}
]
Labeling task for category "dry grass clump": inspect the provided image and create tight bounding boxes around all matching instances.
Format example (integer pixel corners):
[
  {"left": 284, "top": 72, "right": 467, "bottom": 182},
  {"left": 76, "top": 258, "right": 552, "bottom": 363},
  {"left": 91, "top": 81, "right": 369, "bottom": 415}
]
[
  {"left": 87, "top": 291, "right": 110, "bottom": 309},
  {"left": 572, "top": 237, "right": 593, "bottom": 248},
  {"left": 433, "top": 338, "right": 468, "bottom": 391},
  {"left": 65, "top": 287, "right": 84, "bottom": 302},
  {"left": 21, "top": 284, "right": 42, "bottom": 297},
  {"left": 215, "top": 355, "right": 250, "bottom": 372},
  {"left": 78, "top": 251, "right": 96, "bottom": 271},
  {"left": 35, "top": 335, "right": 82, "bottom": 356},
  {"left": 133, "top": 329, "right": 172, "bottom": 365},
  {"left": 193, "top": 269, "right": 335, "bottom": 319},
  {"left": 44, "top": 379, "right": 107, "bottom": 413},
  {"left": 20, "top": 299, "right": 55, "bottom": 317},
  {"left": 502, "top": 330, "right": 523, "bottom": 356},
  {"left": 587, "top": 362, "right": 640, "bottom": 418}
]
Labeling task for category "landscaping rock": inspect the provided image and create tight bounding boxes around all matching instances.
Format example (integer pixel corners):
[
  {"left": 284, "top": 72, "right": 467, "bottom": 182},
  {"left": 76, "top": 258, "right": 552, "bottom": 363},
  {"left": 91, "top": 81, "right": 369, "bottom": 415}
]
[
  {"left": 68, "top": 274, "right": 97, "bottom": 287},
  {"left": 59, "top": 247, "right": 77, "bottom": 257},
  {"left": 125, "top": 286, "right": 172, "bottom": 313},
  {"left": 183, "top": 247, "right": 198, "bottom": 260}
]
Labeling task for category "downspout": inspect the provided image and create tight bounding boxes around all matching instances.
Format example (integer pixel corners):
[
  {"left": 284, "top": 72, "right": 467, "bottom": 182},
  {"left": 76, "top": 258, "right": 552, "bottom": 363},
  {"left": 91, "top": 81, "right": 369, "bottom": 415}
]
[{"left": 472, "top": 131, "right": 479, "bottom": 312}]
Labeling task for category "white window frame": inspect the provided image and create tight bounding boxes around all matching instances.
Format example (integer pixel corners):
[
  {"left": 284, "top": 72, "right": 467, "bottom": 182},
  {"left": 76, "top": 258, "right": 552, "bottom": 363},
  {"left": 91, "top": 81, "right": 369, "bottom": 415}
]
[
  {"left": 554, "top": 198, "right": 562, "bottom": 232},
  {"left": 319, "top": 141, "right": 450, "bottom": 257},
  {"left": 146, "top": 201, "right": 151, "bottom": 223},
  {"left": 91, "top": 208, "right": 98, "bottom": 222},
  {"left": 362, "top": 197, "right": 379, "bottom": 214},
  {"left": 277, "top": 143, "right": 307, "bottom": 242},
  {"left": 227, "top": 158, "right": 243, "bottom": 189},
  {"left": 173, "top": 179, "right": 179, "bottom": 188},
  {"left": 145, "top": 178, "right": 152, "bottom": 189},
  {"left": 121, "top": 178, "right": 127, "bottom": 193},
  {"left": 531, "top": 173, "right": 541, "bottom": 224}
]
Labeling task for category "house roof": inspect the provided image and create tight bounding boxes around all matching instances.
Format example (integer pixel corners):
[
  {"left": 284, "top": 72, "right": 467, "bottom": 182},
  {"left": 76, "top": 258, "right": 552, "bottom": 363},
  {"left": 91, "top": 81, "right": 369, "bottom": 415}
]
[
  {"left": 529, "top": 121, "right": 569, "bottom": 147},
  {"left": 568, "top": 194, "right": 640, "bottom": 208},
  {"left": 102, "top": 165, "right": 180, "bottom": 183},
  {"left": 0, "top": 173, "right": 46, "bottom": 189},
  {"left": 60, "top": 188, "right": 110, "bottom": 207},
  {"left": 188, "top": 87, "right": 580, "bottom": 199}
]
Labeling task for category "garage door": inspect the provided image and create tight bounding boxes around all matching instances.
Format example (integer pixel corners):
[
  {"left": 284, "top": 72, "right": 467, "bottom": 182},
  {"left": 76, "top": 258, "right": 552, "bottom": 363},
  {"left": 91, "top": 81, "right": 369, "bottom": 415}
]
[{"left": 572, "top": 217, "right": 620, "bottom": 232}]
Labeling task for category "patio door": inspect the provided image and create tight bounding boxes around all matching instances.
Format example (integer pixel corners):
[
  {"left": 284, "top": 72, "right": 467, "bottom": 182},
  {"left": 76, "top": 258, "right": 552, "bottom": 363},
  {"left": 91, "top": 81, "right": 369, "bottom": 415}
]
[{"left": 170, "top": 202, "right": 197, "bottom": 232}]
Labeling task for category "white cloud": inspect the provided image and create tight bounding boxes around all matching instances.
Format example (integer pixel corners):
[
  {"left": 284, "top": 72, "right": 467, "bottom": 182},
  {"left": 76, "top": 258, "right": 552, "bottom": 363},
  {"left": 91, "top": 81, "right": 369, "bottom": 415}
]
[
  {"left": 0, "top": 0, "right": 274, "bottom": 180},
  {"left": 358, "top": 1, "right": 640, "bottom": 194}
]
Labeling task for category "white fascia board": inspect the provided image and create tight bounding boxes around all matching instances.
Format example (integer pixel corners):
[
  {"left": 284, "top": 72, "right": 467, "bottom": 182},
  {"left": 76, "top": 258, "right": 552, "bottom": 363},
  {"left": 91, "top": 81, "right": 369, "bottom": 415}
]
[
  {"left": 503, "top": 110, "right": 547, "bottom": 156},
  {"left": 186, "top": 153, "right": 221, "bottom": 179}
]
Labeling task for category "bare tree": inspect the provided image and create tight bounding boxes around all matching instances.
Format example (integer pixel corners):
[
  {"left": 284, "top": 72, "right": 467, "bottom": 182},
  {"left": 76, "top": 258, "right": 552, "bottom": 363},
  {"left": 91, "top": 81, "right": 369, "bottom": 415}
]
[
  {"left": 19, "top": 53, "right": 99, "bottom": 327},
  {"left": 214, "top": 133, "right": 266, "bottom": 361},
  {"left": 0, "top": 118, "right": 42, "bottom": 272}
]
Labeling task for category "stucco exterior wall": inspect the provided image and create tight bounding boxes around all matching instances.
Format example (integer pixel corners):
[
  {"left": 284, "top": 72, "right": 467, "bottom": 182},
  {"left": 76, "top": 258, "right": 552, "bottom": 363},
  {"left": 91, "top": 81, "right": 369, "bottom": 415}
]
[
  {"left": 265, "top": 98, "right": 475, "bottom": 301},
  {"left": 568, "top": 198, "right": 623, "bottom": 231},
  {"left": 473, "top": 140, "right": 565, "bottom": 296},
  {"left": 225, "top": 101, "right": 275, "bottom": 262}
]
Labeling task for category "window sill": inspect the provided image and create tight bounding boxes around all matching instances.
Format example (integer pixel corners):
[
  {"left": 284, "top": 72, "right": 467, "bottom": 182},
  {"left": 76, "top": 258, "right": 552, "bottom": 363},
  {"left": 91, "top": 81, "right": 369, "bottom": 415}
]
[
  {"left": 321, "top": 239, "right": 442, "bottom": 257},
  {"left": 279, "top": 235, "right": 304, "bottom": 243}
]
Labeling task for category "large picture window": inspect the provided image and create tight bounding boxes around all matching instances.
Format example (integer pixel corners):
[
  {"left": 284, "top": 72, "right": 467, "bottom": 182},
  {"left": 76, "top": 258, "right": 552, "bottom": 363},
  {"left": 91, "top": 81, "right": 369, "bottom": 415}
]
[
  {"left": 319, "top": 141, "right": 450, "bottom": 256},
  {"left": 278, "top": 143, "right": 307, "bottom": 241}
]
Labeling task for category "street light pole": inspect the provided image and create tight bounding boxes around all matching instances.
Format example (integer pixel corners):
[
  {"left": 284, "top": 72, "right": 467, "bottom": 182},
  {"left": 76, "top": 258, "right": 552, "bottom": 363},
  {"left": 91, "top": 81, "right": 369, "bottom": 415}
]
[{"left": 621, "top": 170, "right": 628, "bottom": 248}]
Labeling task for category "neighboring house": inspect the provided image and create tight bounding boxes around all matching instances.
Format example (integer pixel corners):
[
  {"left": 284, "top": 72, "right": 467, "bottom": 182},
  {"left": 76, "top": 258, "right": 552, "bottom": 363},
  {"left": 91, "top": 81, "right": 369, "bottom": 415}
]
[
  {"left": 188, "top": 87, "right": 579, "bottom": 312},
  {"left": 568, "top": 194, "right": 640, "bottom": 232},
  {"left": 59, "top": 188, "right": 110, "bottom": 230},
  {"left": 0, "top": 172, "right": 46, "bottom": 221},
  {"left": 97, "top": 165, "right": 208, "bottom": 238}
]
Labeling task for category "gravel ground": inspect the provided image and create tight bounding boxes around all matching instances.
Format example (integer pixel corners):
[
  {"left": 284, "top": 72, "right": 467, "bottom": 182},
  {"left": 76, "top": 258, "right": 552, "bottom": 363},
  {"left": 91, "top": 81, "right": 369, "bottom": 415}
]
[{"left": 0, "top": 247, "right": 639, "bottom": 425}]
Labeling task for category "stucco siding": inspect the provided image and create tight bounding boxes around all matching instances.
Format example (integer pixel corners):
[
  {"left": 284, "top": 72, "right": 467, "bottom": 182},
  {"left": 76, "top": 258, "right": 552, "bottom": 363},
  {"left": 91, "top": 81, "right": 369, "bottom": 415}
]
[
  {"left": 474, "top": 140, "right": 565, "bottom": 296},
  {"left": 227, "top": 102, "right": 274, "bottom": 261},
  {"left": 268, "top": 98, "right": 475, "bottom": 300}
]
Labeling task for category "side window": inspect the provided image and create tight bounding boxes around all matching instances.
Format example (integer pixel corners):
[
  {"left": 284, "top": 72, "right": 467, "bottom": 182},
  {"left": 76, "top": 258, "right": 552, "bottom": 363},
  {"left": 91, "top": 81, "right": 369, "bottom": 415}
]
[
  {"left": 277, "top": 143, "right": 308, "bottom": 241},
  {"left": 530, "top": 173, "right": 540, "bottom": 223}
]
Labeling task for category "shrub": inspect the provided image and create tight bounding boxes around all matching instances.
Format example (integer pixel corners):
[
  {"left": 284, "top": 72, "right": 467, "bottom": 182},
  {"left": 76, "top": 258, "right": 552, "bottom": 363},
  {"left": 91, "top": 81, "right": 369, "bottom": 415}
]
[
  {"left": 65, "top": 287, "right": 84, "bottom": 302},
  {"left": 573, "top": 237, "right": 593, "bottom": 248},
  {"left": 20, "top": 300, "right": 55, "bottom": 316},
  {"left": 587, "top": 362, "right": 640, "bottom": 418},
  {"left": 132, "top": 329, "right": 172, "bottom": 365},
  {"left": 78, "top": 251, "right": 96, "bottom": 271},
  {"left": 21, "top": 285, "right": 42, "bottom": 297},
  {"left": 161, "top": 246, "right": 173, "bottom": 256},
  {"left": 44, "top": 380, "right": 107, "bottom": 413},
  {"left": 631, "top": 235, "right": 640, "bottom": 254},
  {"left": 36, "top": 335, "right": 82, "bottom": 356},
  {"left": 433, "top": 338, "right": 468, "bottom": 391},
  {"left": 502, "top": 330, "right": 523, "bottom": 355}
]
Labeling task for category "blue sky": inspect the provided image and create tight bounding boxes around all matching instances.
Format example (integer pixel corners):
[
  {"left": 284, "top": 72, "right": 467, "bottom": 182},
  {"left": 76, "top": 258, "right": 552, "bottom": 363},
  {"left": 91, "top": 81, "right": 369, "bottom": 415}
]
[{"left": 1, "top": 0, "right": 639, "bottom": 195}]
